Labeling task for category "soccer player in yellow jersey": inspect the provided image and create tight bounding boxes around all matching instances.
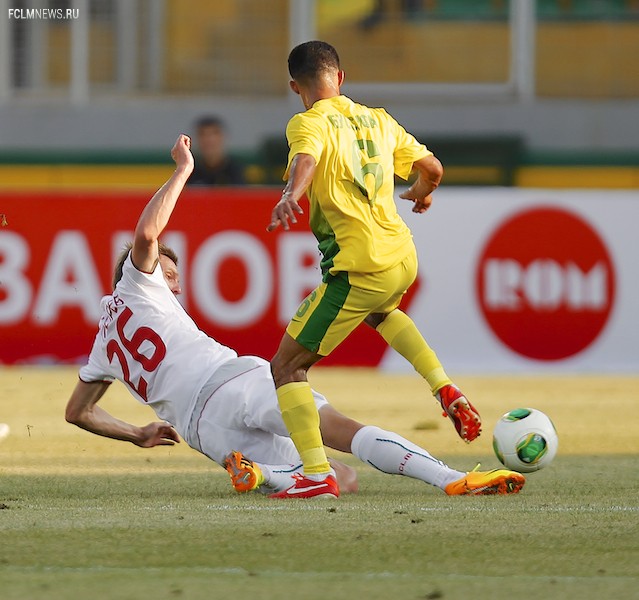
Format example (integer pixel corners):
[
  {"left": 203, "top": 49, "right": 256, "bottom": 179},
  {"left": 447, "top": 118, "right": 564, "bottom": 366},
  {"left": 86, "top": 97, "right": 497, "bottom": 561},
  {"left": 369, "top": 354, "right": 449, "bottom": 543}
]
[{"left": 266, "top": 41, "right": 482, "bottom": 499}]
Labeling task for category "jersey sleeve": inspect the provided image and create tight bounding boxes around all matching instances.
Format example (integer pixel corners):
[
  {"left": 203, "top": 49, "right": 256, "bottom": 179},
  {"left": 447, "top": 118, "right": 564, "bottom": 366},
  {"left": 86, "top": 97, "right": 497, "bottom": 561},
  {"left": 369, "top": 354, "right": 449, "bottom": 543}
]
[
  {"left": 78, "top": 336, "right": 115, "bottom": 384},
  {"left": 382, "top": 110, "right": 432, "bottom": 180},
  {"left": 284, "top": 113, "right": 326, "bottom": 180}
]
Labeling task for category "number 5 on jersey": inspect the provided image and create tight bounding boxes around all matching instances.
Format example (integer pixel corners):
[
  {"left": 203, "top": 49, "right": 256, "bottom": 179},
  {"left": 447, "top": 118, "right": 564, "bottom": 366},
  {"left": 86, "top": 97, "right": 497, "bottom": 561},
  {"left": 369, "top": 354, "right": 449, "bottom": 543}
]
[{"left": 352, "top": 138, "right": 383, "bottom": 206}]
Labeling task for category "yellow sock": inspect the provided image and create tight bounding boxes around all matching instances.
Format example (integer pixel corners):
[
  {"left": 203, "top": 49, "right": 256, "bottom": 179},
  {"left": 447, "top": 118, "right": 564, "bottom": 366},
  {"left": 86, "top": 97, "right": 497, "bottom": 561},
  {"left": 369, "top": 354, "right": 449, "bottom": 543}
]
[
  {"left": 377, "top": 309, "right": 452, "bottom": 394},
  {"left": 276, "top": 382, "right": 331, "bottom": 475}
]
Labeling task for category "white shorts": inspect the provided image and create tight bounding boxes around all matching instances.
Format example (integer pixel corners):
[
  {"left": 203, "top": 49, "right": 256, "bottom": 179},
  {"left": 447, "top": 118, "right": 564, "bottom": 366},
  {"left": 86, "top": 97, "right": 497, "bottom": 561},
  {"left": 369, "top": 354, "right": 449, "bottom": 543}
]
[{"left": 185, "top": 356, "right": 328, "bottom": 466}]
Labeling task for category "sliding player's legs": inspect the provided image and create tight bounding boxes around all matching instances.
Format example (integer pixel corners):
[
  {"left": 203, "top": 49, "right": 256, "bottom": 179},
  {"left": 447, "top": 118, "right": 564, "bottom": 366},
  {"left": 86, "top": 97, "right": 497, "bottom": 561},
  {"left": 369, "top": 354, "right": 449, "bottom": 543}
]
[
  {"left": 187, "top": 357, "right": 329, "bottom": 493},
  {"left": 319, "top": 405, "right": 522, "bottom": 496},
  {"left": 228, "top": 403, "right": 524, "bottom": 496},
  {"left": 224, "top": 450, "right": 358, "bottom": 496},
  {"left": 318, "top": 404, "right": 466, "bottom": 491}
]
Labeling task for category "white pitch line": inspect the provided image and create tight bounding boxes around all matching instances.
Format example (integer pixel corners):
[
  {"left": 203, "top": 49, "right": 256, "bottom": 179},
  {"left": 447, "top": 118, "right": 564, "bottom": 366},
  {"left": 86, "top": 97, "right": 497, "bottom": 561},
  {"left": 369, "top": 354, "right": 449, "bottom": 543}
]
[
  {"left": 418, "top": 505, "right": 639, "bottom": 513},
  {"left": 5, "top": 503, "right": 638, "bottom": 514}
]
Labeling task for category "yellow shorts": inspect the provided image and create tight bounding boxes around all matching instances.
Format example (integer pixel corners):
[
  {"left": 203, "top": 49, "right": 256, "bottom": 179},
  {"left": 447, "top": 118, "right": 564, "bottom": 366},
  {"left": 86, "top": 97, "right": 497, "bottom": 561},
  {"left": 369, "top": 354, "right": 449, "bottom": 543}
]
[{"left": 286, "top": 249, "right": 418, "bottom": 356}]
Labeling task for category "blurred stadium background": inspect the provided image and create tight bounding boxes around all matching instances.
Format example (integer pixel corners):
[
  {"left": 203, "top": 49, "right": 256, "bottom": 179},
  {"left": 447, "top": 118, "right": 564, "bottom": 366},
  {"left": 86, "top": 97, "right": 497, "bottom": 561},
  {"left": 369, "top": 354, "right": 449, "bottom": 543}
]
[
  {"left": 1, "top": 0, "right": 639, "bottom": 184},
  {"left": 0, "top": 0, "right": 638, "bottom": 373}
]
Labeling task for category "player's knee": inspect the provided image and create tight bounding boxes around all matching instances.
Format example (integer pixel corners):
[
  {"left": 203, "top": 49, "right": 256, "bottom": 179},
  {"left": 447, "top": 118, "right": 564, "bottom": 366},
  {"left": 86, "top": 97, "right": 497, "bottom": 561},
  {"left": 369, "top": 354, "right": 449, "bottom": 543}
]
[
  {"left": 270, "top": 354, "right": 307, "bottom": 387},
  {"left": 271, "top": 338, "right": 319, "bottom": 386}
]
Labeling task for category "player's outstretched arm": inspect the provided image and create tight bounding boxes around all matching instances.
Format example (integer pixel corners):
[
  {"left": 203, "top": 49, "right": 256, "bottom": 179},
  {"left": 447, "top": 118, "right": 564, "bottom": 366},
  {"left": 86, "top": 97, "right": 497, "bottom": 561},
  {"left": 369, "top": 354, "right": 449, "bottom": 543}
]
[
  {"left": 65, "top": 380, "right": 180, "bottom": 448},
  {"left": 267, "top": 153, "right": 316, "bottom": 232},
  {"left": 132, "top": 134, "right": 194, "bottom": 273},
  {"left": 399, "top": 154, "right": 444, "bottom": 214}
]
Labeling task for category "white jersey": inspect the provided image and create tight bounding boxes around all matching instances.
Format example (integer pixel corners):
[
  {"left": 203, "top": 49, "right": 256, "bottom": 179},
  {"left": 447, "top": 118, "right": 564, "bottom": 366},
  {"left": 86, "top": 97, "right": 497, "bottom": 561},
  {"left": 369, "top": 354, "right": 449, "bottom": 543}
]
[{"left": 79, "top": 253, "right": 237, "bottom": 435}]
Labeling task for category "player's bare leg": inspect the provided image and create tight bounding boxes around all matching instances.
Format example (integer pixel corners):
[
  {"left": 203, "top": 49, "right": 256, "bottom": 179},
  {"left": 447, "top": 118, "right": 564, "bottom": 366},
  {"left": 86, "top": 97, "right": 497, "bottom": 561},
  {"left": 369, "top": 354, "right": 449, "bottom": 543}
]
[
  {"left": 270, "top": 333, "right": 339, "bottom": 499},
  {"left": 365, "top": 310, "right": 481, "bottom": 442}
]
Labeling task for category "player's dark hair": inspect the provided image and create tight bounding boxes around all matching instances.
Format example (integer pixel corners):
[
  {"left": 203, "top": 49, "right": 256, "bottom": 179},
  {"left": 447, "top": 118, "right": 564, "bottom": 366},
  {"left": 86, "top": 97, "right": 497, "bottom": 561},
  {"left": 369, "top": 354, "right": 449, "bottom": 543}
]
[
  {"left": 112, "top": 242, "right": 179, "bottom": 289},
  {"left": 195, "top": 115, "right": 225, "bottom": 131},
  {"left": 288, "top": 41, "right": 340, "bottom": 83}
]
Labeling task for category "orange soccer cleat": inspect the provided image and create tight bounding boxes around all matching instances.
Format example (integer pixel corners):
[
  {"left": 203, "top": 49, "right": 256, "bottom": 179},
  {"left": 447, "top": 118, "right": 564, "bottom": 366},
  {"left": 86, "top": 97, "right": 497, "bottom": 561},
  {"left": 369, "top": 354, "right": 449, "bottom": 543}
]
[
  {"left": 436, "top": 384, "right": 482, "bottom": 443},
  {"left": 223, "top": 451, "right": 265, "bottom": 493}
]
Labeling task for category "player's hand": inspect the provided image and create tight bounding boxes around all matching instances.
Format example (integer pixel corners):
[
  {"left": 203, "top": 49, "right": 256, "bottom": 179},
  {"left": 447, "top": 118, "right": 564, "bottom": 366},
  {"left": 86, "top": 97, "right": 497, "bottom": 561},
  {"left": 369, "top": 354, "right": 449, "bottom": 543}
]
[
  {"left": 399, "top": 186, "right": 434, "bottom": 214},
  {"left": 267, "top": 192, "right": 304, "bottom": 232},
  {"left": 136, "top": 422, "right": 180, "bottom": 448},
  {"left": 170, "top": 134, "right": 194, "bottom": 172}
]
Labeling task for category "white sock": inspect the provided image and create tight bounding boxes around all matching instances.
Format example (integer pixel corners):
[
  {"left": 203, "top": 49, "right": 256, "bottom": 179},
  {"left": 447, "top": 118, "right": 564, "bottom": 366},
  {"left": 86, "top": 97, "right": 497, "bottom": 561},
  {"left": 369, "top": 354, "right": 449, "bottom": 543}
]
[
  {"left": 305, "top": 469, "right": 336, "bottom": 482},
  {"left": 254, "top": 462, "right": 302, "bottom": 494},
  {"left": 350, "top": 426, "right": 464, "bottom": 490}
]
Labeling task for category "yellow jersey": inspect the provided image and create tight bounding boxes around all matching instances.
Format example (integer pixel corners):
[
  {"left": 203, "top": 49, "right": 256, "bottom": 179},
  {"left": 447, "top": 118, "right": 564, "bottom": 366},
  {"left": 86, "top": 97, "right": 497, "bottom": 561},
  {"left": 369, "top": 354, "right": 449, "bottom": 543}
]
[{"left": 285, "top": 95, "right": 430, "bottom": 277}]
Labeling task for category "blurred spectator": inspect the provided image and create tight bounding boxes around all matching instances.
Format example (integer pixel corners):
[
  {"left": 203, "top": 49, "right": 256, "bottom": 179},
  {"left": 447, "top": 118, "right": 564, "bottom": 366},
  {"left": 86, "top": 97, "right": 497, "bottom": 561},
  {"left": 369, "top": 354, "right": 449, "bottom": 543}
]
[
  {"left": 187, "top": 116, "right": 246, "bottom": 186},
  {"left": 360, "top": 0, "right": 422, "bottom": 30}
]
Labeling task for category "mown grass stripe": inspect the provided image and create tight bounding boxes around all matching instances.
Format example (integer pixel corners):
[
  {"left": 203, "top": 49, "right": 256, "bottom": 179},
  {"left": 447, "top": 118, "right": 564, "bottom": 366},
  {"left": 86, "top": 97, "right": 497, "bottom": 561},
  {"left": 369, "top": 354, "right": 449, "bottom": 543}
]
[{"left": 2, "top": 565, "right": 637, "bottom": 582}]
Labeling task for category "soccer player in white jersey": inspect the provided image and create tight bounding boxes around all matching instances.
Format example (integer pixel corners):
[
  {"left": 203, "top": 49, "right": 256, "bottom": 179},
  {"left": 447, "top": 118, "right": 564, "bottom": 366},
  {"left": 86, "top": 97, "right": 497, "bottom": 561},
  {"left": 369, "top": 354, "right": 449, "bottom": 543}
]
[{"left": 65, "top": 134, "right": 525, "bottom": 498}]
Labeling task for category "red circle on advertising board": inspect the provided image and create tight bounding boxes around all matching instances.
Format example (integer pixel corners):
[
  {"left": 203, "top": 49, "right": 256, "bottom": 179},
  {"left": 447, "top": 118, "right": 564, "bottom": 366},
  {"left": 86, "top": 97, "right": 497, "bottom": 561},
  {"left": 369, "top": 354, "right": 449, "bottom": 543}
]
[{"left": 476, "top": 207, "right": 615, "bottom": 360}]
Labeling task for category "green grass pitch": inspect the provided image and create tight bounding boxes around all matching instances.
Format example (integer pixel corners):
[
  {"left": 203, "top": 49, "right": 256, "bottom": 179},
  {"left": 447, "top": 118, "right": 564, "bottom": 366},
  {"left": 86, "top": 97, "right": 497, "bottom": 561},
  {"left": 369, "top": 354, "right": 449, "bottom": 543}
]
[
  {"left": 1, "top": 457, "right": 638, "bottom": 600},
  {"left": 0, "top": 368, "right": 638, "bottom": 599}
]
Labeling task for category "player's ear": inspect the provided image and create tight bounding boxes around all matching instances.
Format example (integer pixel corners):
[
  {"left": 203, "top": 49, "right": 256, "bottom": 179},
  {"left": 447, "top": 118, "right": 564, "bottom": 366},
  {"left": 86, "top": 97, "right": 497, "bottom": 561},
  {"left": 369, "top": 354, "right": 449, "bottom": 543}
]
[
  {"left": 289, "top": 80, "right": 300, "bottom": 95},
  {"left": 337, "top": 70, "right": 345, "bottom": 86}
]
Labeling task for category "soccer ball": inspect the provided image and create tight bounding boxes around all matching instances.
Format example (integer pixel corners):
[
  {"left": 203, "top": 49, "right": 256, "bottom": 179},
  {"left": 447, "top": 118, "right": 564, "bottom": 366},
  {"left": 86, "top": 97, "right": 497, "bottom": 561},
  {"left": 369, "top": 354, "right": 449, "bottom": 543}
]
[{"left": 492, "top": 408, "right": 558, "bottom": 473}]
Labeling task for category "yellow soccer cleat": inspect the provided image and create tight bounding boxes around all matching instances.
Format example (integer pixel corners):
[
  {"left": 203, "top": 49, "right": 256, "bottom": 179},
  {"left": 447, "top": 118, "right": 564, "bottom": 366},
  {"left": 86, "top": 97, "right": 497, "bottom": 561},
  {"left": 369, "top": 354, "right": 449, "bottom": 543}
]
[
  {"left": 223, "top": 451, "right": 265, "bottom": 493},
  {"left": 445, "top": 468, "right": 525, "bottom": 496}
]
